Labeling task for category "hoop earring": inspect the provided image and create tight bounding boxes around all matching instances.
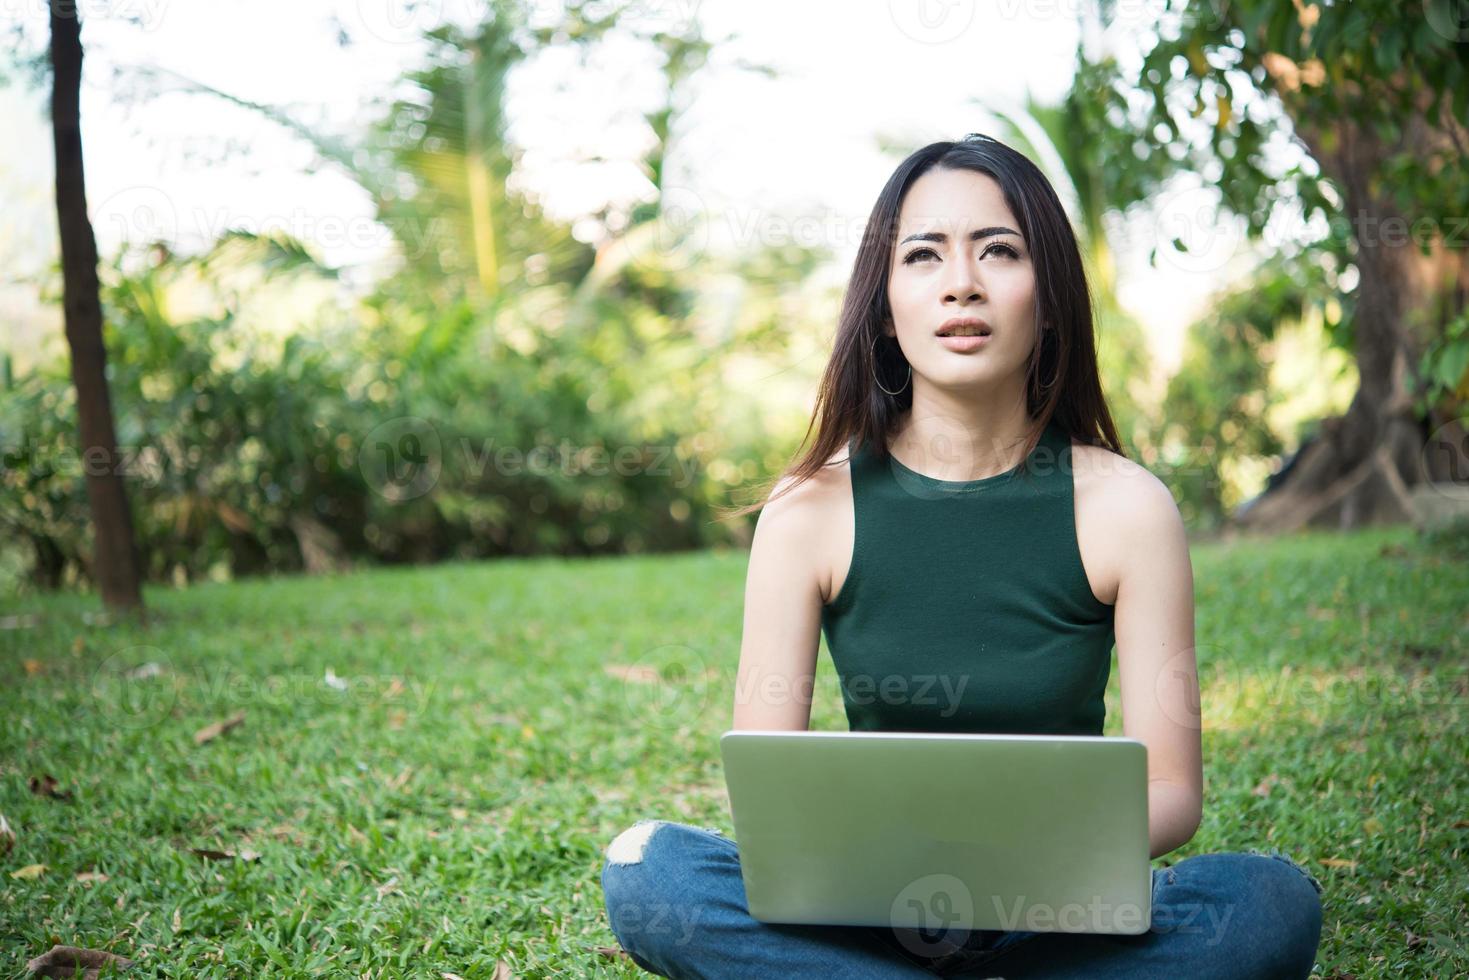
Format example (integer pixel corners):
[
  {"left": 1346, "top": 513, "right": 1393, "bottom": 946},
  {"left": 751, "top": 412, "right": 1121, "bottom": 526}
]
[
  {"left": 1035, "top": 357, "right": 1061, "bottom": 391},
  {"left": 871, "top": 334, "right": 911, "bottom": 396}
]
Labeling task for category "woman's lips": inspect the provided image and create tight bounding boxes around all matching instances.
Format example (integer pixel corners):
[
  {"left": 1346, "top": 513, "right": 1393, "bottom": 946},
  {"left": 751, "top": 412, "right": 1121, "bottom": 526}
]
[{"left": 937, "top": 334, "right": 992, "bottom": 352}]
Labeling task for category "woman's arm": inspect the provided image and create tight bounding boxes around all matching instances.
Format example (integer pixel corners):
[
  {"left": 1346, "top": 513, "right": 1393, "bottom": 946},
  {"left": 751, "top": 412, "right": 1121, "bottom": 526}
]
[
  {"left": 1149, "top": 777, "right": 1203, "bottom": 860},
  {"left": 1108, "top": 468, "right": 1205, "bottom": 860},
  {"left": 730, "top": 474, "right": 829, "bottom": 732}
]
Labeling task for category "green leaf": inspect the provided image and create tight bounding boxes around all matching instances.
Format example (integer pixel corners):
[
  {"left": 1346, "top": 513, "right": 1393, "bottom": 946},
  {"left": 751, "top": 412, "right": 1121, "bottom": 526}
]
[
  {"left": 1413, "top": 17, "right": 1437, "bottom": 57},
  {"left": 1242, "top": 3, "right": 1276, "bottom": 44},
  {"left": 1374, "top": 29, "right": 1404, "bottom": 73},
  {"left": 1435, "top": 339, "right": 1469, "bottom": 391},
  {"left": 1265, "top": 0, "right": 1296, "bottom": 51}
]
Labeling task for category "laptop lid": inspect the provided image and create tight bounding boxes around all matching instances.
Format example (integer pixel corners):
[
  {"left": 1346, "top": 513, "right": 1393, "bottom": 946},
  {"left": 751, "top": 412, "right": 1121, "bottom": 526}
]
[{"left": 719, "top": 730, "right": 1151, "bottom": 936}]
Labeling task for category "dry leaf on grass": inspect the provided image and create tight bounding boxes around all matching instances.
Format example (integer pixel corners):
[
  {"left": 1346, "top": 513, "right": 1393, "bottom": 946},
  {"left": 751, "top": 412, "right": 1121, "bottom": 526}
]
[
  {"left": 590, "top": 944, "right": 632, "bottom": 959},
  {"left": 264, "top": 823, "right": 306, "bottom": 846},
  {"left": 604, "top": 664, "right": 660, "bottom": 683},
  {"left": 188, "top": 847, "right": 261, "bottom": 862},
  {"left": 25, "top": 944, "right": 134, "bottom": 977},
  {"left": 1251, "top": 773, "right": 1281, "bottom": 797},
  {"left": 1319, "top": 857, "right": 1358, "bottom": 869},
  {"left": 192, "top": 711, "right": 246, "bottom": 745},
  {"left": 491, "top": 961, "right": 516, "bottom": 980},
  {"left": 29, "top": 775, "right": 72, "bottom": 801},
  {"left": 10, "top": 863, "right": 47, "bottom": 879},
  {"left": 23, "top": 659, "right": 44, "bottom": 676},
  {"left": 76, "top": 871, "right": 109, "bottom": 884}
]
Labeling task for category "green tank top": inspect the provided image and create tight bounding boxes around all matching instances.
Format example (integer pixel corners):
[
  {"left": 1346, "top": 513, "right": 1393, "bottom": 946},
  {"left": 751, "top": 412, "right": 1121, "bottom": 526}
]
[{"left": 819, "top": 418, "right": 1116, "bottom": 735}]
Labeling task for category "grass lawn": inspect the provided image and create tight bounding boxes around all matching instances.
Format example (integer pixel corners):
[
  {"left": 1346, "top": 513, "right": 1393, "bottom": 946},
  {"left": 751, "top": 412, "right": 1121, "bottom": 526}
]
[{"left": 2, "top": 523, "right": 1466, "bottom": 977}]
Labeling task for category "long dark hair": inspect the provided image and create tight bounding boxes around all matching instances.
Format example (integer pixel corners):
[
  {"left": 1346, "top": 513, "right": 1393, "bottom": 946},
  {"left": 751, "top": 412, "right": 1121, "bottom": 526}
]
[{"left": 719, "top": 133, "right": 1124, "bottom": 522}]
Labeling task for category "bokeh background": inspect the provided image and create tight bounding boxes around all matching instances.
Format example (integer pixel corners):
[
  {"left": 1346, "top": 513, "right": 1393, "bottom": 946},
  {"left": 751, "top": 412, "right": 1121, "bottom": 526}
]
[{"left": 4, "top": 0, "right": 1464, "bottom": 603}]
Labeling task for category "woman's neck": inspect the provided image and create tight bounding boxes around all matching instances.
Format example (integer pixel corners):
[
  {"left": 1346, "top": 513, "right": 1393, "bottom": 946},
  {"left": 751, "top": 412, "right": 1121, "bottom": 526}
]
[{"left": 888, "top": 386, "right": 1038, "bottom": 482}]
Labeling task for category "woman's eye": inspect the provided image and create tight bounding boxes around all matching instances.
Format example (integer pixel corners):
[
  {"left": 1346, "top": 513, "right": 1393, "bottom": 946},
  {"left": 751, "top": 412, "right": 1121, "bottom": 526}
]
[{"left": 902, "top": 243, "right": 1020, "bottom": 265}]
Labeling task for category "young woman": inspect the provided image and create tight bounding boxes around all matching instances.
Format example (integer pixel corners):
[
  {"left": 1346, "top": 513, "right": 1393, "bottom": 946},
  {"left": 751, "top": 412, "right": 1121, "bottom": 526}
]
[{"left": 600, "top": 134, "right": 1324, "bottom": 978}]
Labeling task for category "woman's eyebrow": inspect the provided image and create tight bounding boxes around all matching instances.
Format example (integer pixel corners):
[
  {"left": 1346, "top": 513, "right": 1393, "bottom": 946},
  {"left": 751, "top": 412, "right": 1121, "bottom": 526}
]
[{"left": 898, "top": 226, "right": 1021, "bottom": 245}]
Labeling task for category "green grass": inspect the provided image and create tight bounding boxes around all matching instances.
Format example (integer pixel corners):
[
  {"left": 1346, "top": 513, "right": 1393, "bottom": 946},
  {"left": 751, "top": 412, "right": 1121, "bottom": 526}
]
[{"left": 1, "top": 525, "right": 1465, "bottom": 977}]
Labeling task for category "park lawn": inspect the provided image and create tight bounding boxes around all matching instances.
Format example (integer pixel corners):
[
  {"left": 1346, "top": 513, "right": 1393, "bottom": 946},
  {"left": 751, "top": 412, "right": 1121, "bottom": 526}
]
[{"left": 1, "top": 523, "right": 1465, "bottom": 978}]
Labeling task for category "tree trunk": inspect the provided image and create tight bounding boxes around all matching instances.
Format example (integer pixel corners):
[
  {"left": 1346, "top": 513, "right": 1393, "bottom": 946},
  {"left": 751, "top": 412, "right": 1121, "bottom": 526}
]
[
  {"left": 1234, "top": 77, "right": 1469, "bottom": 533},
  {"left": 289, "top": 513, "right": 352, "bottom": 575},
  {"left": 50, "top": 0, "right": 144, "bottom": 612},
  {"left": 29, "top": 533, "right": 66, "bottom": 590}
]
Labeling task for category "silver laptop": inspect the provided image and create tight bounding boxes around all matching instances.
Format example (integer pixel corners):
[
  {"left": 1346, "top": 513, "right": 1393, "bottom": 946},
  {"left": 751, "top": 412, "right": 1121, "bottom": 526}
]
[{"left": 719, "top": 730, "right": 1152, "bottom": 936}]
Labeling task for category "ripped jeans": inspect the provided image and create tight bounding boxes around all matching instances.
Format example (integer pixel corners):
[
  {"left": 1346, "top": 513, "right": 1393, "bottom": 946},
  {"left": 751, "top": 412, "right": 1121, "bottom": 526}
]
[{"left": 600, "top": 819, "right": 1324, "bottom": 979}]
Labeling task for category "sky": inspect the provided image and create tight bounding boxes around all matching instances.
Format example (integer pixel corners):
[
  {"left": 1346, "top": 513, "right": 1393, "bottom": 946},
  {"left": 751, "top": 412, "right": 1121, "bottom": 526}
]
[{"left": 2, "top": 0, "right": 1237, "bottom": 378}]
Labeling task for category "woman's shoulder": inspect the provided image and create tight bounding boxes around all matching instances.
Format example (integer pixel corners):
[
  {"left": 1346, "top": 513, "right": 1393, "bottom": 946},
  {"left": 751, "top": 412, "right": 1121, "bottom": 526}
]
[
  {"left": 764, "top": 445, "right": 854, "bottom": 520},
  {"left": 1067, "top": 438, "right": 1184, "bottom": 535},
  {"left": 760, "top": 447, "right": 855, "bottom": 606}
]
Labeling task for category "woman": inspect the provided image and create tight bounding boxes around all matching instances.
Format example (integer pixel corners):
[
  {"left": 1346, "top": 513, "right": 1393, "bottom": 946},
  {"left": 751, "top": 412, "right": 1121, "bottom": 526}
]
[{"left": 600, "top": 134, "right": 1324, "bottom": 978}]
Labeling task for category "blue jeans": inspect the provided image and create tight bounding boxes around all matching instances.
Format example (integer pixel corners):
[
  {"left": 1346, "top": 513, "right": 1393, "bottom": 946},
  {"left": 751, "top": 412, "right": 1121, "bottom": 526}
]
[{"left": 600, "top": 819, "right": 1324, "bottom": 978}]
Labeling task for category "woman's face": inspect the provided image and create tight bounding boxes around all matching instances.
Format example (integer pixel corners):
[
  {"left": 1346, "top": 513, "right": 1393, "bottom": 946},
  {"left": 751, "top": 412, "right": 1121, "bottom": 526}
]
[{"left": 885, "top": 167, "right": 1038, "bottom": 395}]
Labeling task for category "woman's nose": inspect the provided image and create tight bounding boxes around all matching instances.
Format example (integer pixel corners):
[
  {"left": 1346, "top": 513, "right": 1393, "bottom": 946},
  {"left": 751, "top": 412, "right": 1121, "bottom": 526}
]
[{"left": 943, "top": 259, "right": 983, "bottom": 302}]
